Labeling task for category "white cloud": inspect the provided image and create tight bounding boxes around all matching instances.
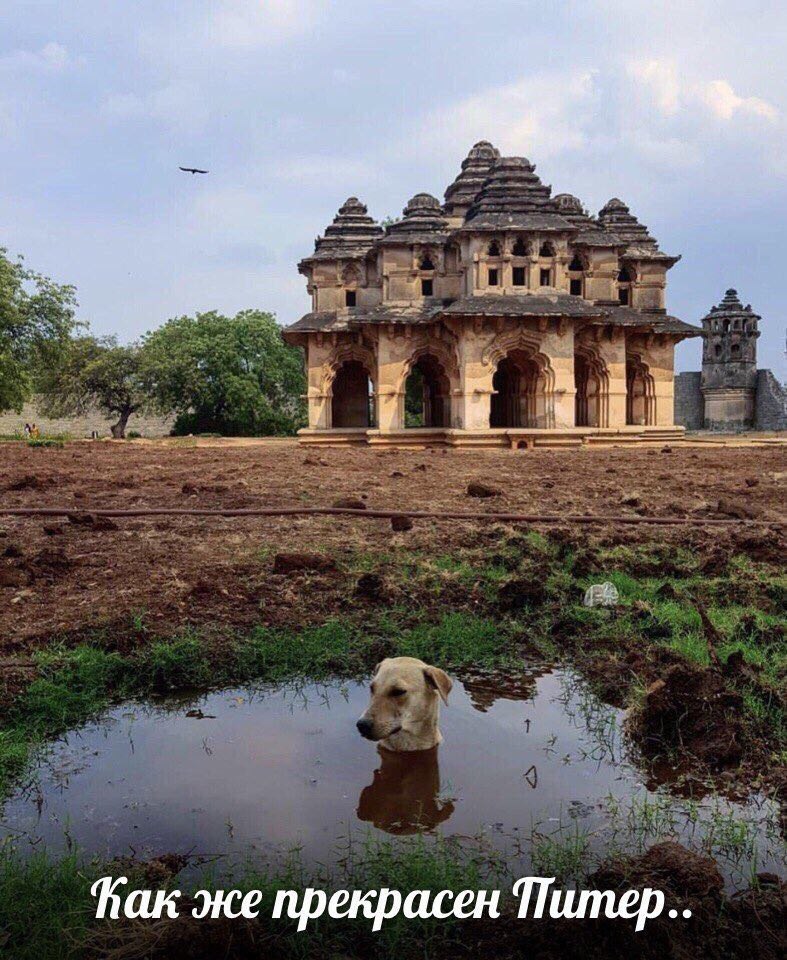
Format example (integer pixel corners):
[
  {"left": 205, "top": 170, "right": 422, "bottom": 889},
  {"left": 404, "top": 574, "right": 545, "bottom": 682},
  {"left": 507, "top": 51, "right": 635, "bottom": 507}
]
[
  {"left": 0, "top": 42, "right": 75, "bottom": 73},
  {"left": 699, "top": 79, "right": 778, "bottom": 122},
  {"left": 207, "top": 0, "right": 323, "bottom": 48},
  {"left": 416, "top": 70, "right": 599, "bottom": 160},
  {"left": 627, "top": 59, "right": 681, "bottom": 115},
  {"left": 628, "top": 57, "right": 779, "bottom": 124}
]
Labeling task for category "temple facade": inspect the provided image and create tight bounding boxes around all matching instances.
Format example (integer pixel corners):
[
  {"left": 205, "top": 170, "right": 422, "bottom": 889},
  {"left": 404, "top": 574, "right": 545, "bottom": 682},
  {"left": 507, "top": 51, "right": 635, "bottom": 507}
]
[{"left": 283, "top": 142, "right": 701, "bottom": 447}]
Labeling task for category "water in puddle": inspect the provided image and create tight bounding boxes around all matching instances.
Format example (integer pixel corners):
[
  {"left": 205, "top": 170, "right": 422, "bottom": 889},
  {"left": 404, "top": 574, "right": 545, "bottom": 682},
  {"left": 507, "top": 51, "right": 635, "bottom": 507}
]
[{"left": 2, "top": 667, "right": 784, "bottom": 889}]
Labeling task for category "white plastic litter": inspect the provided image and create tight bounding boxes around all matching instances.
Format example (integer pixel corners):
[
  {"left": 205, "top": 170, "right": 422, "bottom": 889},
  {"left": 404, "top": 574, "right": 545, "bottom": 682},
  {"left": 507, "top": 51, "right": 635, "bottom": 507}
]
[{"left": 583, "top": 582, "right": 620, "bottom": 608}]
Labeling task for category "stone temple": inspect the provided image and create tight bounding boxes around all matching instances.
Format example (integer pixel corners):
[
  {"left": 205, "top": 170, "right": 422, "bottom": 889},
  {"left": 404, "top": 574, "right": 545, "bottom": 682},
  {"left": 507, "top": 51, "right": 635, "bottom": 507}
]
[
  {"left": 283, "top": 141, "right": 702, "bottom": 447},
  {"left": 674, "top": 289, "right": 787, "bottom": 432}
]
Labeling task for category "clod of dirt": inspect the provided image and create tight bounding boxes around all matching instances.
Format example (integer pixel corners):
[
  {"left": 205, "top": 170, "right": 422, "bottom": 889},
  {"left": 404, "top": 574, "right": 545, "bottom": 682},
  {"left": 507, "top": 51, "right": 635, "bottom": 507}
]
[
  {"left": 744, "top": 476, "right": 759, "bottom": 488},
  {"left": 182, "top": 482, "right": 198, "bottom": 494},
  {"left": 6, "top": 474, "right": 55, "bottom": 491},
  {"left": 2, "top": 544, "right": 22, "bottom": 559},
  {"left": 466, "top": 482, "right": 502, "bottom": 498},
  {"left": 716, "top": 497, "right": 761, "bottom": 520},
  {"left": 620, "top": 493, "right": 640, "bottom": 507},
  {"left": 0, "top": 565, "right": 28, "bottom": 588},
  {"left": 355, "top": 573, "right": 387, "bottom": 602},
  {"left": 661, "top": 445, "right": 672, "bottom": 453},
  {"left": 413, "top": 463, "right": 427, "bottom": 472},
  {"left": 390, "top": 470, "right": 405, "bottom": 478},
  {"left": 631, "top": 662, "right": 744, "bottom": 769},
  {"left": 272, "top": 552, "right": 337, "bottom": 575},
  {"left": 43, "top": 524, "right": 64, "bottom": 536},
  {"left": 391, "top": 514, "right": 413, "bottom": 532},
  {"left": 592, "top": 840, "right": 724, "bottom": 900},
  {"left": 332, "top": 497, "right": 367, "bottom": 510},
  {"left": 497, "top": 577, "right": 546, "bottom": 611},
  {"left": 67, "top": 513, "right": 119, "bottom": 530}
]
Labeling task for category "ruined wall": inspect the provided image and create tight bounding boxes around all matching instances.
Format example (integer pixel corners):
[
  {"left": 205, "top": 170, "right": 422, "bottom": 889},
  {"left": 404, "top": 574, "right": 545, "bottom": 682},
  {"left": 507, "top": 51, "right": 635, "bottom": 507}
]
[
  {"left": 0, "top": 398, "right": 175, "bottom": 438},
  {"left": 673, "top": 372, "right": 704, "bottom": 430},
  {"left": 755, "top": 369, "right": 787, "bottom": 431}
]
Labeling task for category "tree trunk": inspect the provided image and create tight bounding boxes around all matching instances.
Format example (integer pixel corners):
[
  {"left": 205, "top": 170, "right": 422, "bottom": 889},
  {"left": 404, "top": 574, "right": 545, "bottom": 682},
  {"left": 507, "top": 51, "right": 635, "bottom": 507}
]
[{"left": 111, "top": 409, "right": 131, "bottom": 439}]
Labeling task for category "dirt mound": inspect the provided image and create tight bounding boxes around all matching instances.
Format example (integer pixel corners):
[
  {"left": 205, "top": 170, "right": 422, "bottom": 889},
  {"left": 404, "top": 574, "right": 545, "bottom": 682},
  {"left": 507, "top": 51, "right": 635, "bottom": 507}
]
[
  {"left": 466, "top": 481, "right": 502, "bottom": 498},
  {"left": 5, "top": 474, "right": 55, "bottom": 491},
  {"left": 629, "top": 662, "right": 744, "bottom": 769}
]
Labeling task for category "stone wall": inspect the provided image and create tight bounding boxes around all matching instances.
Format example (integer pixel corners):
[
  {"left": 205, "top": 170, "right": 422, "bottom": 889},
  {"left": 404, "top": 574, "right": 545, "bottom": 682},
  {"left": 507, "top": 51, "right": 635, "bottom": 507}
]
[
  {"left": 755, "top": 369, "right": 787, "bottom": 431},
  {"left": 674, "top": 372, "right": 703, "bottom": 430},
  {"left": 0, "top": 398, "right": 175, "bottom": 438}
]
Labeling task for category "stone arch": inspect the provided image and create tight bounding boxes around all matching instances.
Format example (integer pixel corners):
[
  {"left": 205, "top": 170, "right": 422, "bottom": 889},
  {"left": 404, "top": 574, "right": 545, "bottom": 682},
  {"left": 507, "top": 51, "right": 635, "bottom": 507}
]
[
  {"left": 397, "top": 341, "right": 460, "bottom": 429},
  {"left": 574, "top": 344, "right": 610, "bottom": 427},
  {"left": 626, "top": 352, "right": 656, "bottom": 426},
  {"left": 324, "top": 344, "right": 377, "bottom": 429},
  {"left": 484, "top": 334, "right": 556, "bottom": 429}
]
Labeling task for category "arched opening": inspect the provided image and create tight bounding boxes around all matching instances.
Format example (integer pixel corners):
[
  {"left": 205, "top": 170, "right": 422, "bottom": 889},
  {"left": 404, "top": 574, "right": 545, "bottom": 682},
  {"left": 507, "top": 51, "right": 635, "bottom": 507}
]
[
  {"left": 617, "top": 265, "right": 633, "bottom": 305},
  {"left": 512, "top": 237, "right": 528, "bottom": 257},
  {"left": 574, "top": 351, "right": 609, "bottom": 427},
  {"left": 490, "top": 350, "right": 551, "bottom": 428},
  {"left": 626, "top": 356, "right": 656, "bottom": 426},
  {"left": 404, "top": 354, "right": 450, "bottom": 428},
  {"left": 539, "top": 241, "right": 555, "bottom": 257},
  {"left": 331, "top": 360, "right": 374, "bottom": 428},
  {"left": 419, "top": 253, "right": 435, "bottom": 271},
  {"left": 488, "top": 239, "right": 501, "bottom": 256}
]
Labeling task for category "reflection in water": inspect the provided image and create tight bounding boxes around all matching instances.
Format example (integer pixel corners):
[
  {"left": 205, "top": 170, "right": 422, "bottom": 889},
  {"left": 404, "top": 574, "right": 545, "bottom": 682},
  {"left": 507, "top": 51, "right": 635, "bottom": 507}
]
[{"left": 357, "top": 746, "right": 454, "bottom": 835}]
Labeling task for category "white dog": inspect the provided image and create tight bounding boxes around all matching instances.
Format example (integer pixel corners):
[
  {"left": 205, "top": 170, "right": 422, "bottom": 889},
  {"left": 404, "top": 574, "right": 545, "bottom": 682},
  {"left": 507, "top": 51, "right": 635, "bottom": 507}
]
[{"left": 356, "top": 656, "right": 453, "bottom": 752}]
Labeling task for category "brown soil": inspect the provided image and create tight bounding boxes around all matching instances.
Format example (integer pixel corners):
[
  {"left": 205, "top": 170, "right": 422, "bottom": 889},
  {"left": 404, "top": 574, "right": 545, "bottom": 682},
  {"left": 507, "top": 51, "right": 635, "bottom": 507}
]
[{"left": 0, "top": 439, "right": 784, "bottom": 653}]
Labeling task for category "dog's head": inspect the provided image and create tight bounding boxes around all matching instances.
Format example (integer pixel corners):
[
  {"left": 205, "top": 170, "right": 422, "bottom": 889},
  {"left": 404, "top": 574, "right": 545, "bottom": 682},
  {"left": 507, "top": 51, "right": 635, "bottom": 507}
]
[{"left": 356, "top": 656, "right": 452, "bottom": 751}]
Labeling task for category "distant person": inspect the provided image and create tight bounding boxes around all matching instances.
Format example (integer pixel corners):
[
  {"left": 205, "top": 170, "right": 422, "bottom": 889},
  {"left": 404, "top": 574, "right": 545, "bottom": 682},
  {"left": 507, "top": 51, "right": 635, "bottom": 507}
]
[
  {"left": 30, "top": 424, "right": 40, "bottom": 438},
  {"left": 23, "top": 423, "right": 31, "bottom": 437}
]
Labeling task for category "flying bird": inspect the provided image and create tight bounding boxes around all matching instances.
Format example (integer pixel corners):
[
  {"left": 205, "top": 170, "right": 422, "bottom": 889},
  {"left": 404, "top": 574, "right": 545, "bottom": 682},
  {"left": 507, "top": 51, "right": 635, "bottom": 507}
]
[{"left": 179, "top": 166, "right": 209, "bottom": 175}]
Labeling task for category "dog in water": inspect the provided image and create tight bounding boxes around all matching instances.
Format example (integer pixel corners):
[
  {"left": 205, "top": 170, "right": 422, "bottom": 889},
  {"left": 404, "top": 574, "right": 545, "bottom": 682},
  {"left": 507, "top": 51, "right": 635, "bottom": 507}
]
[{"left": 356, "top": 656, "right": 452, "bottom": 752}]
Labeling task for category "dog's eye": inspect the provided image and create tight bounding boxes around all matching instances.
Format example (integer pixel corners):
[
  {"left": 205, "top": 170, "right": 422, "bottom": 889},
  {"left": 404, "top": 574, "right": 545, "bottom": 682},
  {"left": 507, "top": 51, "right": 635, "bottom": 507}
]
[{"left": 390, "top": 688, "right": 407, "bottom": 698}]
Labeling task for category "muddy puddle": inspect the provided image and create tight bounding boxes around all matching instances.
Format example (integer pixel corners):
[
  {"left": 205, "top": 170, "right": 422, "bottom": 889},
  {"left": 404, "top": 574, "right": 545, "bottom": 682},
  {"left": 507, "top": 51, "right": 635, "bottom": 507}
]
[{"left": 2, "top": 667, "right": 784, "bottom": 889}]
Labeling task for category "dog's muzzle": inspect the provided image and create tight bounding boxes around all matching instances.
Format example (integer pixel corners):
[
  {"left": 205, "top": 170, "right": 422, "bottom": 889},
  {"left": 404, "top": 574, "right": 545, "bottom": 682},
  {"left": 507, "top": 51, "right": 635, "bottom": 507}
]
[{"left": 356, "top": 718, "right": 375, "bottom": 739}]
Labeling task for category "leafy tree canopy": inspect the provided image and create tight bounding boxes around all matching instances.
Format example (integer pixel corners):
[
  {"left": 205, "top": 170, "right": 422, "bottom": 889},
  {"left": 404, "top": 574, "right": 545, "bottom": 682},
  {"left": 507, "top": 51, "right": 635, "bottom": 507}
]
[
  {"left": 38, "top": 335, "right": 149, "bottom": 438},
  {"left": 0, "top": 248, "right": 79, "bottom": 413},
  {"left": 142, "top": 309, "right": 306, "bottom": 436}
]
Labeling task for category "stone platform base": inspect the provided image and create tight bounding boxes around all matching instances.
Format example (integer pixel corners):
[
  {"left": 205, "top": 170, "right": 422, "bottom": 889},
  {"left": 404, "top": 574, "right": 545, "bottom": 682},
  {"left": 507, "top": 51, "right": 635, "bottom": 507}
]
[{"left": 297, "top": 426, "right": 686, "bottom": 449}]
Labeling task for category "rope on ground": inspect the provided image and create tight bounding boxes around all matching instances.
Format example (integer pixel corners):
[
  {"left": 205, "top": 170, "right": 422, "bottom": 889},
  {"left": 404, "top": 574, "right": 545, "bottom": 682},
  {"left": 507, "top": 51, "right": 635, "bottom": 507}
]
[{"left": 0, "top": 506, "right": 782, "bottom": 527}]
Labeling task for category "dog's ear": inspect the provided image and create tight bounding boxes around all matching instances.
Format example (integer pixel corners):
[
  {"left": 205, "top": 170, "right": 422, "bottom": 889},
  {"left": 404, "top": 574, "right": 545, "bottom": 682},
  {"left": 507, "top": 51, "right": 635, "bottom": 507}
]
[{"left": 423, "top": 666, "right": 452, "bottom": 705}]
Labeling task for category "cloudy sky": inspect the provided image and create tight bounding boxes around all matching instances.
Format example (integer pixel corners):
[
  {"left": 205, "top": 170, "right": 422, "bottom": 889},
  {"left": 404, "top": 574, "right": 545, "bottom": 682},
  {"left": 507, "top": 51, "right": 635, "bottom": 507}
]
[{"left": 1, "top": 0, "right": 785, "bottom": 373}]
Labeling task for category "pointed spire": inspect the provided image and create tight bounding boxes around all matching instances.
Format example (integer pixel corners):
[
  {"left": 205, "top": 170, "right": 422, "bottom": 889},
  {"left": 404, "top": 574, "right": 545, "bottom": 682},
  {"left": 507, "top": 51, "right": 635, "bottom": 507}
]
[
  {"left": 302, "top": 197, "right": 383, "bottom": 262},
  {"left": 597, "top": 198, "right": 658, "bottom": 252}
]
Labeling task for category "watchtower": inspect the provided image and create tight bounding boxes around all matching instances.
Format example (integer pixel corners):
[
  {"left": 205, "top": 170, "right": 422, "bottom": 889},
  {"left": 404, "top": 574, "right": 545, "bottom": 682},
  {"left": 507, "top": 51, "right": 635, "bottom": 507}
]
[{"left": 701, "top": 289, "right": 760, "bottom": 430}]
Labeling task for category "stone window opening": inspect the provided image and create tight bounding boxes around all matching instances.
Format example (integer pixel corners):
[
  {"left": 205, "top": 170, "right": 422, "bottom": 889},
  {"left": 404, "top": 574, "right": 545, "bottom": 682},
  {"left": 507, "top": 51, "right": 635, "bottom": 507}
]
[
  {"left": 512, "top": 237, "right": 528, "bottom": 257},
  {"left": 421, "top": 278, "right": 434, "bottom": 297},
  {"left": 513, "top": 266, "right": 527, "bottom": 287},
  {"left": 331, "top": 360, "right": 375, "bottom": 429},
  {"left": 488, "top": 239, "right": 501, "bottom": 257},
  {"left": 570, "top": 278, "right": 583, "bottom": 296},
  {"left": 539, "top": 268, "right": 552, "bottom": 287},
  {"left": 568, "top": 254, "right": 584, "bottom": 271},
  {"left": 345, "top": 290, "right": 357, "bottom": 307},
  {"left": 404, "top": 354, "right": 451, "bottom": 428},
  {"left": 488, "top": 267, "right": 499, "bottom": 287},
  {"left": 419, "top": 253, "right": 436, "bottom": 271},
  {"left": 539, "top": 241, "right": 555, "bottom": 257},
  {"left": 731, "top": 343, "right": 741, "bottom": 357},
  {"left": 617, "top": 266, "right": 633, "bottom": 305}
]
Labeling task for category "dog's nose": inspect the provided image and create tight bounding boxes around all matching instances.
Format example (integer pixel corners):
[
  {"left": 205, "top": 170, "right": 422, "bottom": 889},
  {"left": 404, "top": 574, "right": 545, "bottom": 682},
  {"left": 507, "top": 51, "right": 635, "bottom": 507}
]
[{"left": 356, "top": 718, "right": 374, "bottom": 738}]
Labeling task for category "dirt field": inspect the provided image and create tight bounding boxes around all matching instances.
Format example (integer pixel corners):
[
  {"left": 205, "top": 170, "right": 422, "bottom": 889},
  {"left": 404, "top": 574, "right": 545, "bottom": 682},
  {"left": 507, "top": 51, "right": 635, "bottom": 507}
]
[{"left": 1, "top": 438, "right": 784, "bottom": 650}]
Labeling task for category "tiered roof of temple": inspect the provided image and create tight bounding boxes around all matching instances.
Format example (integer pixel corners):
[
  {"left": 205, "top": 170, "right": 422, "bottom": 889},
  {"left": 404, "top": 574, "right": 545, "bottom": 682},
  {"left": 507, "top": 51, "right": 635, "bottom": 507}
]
[{"left": 287, "top": 141, "right": 699, "bottom": 340}]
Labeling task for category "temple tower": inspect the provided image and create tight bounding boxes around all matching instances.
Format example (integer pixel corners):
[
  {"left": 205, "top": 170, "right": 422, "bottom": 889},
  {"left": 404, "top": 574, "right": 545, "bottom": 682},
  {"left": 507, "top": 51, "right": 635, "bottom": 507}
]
[{"left": 700, "top": 289, "right": 760, "bottom": 430}]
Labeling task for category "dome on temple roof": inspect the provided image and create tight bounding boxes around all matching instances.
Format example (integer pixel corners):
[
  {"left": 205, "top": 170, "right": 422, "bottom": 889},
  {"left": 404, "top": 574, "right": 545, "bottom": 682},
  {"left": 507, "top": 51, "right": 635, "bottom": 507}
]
[
  {"left": 597, "top": 198, "right": 658, "bottom": 252},
  {"left": 382, "top": 192, "right": 448, "bottom": 243},
  {"left": 403, "top": 192, "right": 443, "bottom": 216},
  {"left": 443, "top": 142, "right": 501, "bottom": 218},
  {"left": 300, "top": 196, "right": 383, "bottom": 263},
  {"left": 461, "top": 156, "right": 572, "bottom": 232},
  {"left": 553, "top": 193, "right": 584, "bottom": 214}
]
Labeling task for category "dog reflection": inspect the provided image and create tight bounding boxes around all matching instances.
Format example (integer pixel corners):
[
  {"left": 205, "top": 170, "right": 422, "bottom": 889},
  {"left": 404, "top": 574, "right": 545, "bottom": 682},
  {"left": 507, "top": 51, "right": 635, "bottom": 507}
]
[{"left": 357, "top": 745, "right": 454, "bottom": 835}]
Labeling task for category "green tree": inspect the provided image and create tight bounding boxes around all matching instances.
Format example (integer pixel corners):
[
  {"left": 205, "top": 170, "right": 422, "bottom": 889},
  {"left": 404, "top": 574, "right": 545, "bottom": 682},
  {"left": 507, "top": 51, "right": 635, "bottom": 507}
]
[
  {"left": 142, "top": 310, "right": 306, "bottom": 436},
  {"left": 0, "top": 248, "right": 79, "bottom": 413},
  {"left": 38, "top": 335, "right": 148, "bottom": 438}
]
